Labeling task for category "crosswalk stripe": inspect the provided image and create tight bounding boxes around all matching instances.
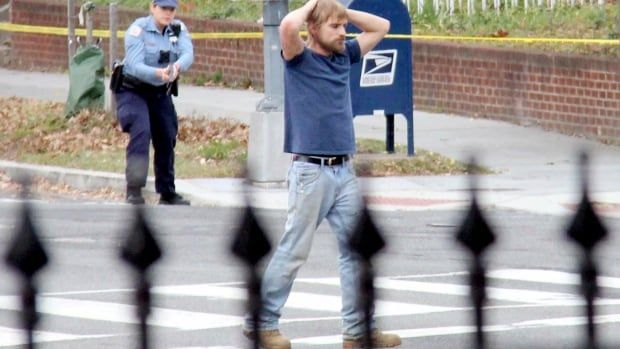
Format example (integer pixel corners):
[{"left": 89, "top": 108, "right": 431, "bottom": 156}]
[
  {"left": 171, "top": 347, "right": 241, "bottom": 349},
  {"left": 171, "top": 347, "right": 240, "bottom": 349},
  {"left": 0, "top": 296, "right": 243, "bottom": 330},
  {"left": 488, "top": 269, "right": 620, "bottom": 289},
  {"left": 0, "top": 326, "right": 113, "bottom": 347},
  {"left": 152, "top": 284, "right": 458, "bottom": 315},
  {"left": 2, "top": 269, "right": 620, "bottom": 347},
  {"left": 296, "top": 277, "right": 596, "bottom": 305},
  {"left": 293, "top": 312, "right": 620, "bottom": 345}
]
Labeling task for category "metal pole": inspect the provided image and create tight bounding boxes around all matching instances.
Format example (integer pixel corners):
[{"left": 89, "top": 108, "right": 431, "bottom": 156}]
[
  {"left": 247, "top": 0, "right": 289, "bottom": 183},
  {"left": 256, "top": 0, "right": 287, "bottom": 112},
  {"left": 108, "top": 3, "right": 118, "bottom": 115},
  {"left": 109, "top": 3, "right": 118, "bottom": 67},
  {"left": 67, "top": 0, "right": 75, "bottom": 64},
  {"left": 385, "top": 114, "right": 395, "bottom": 153},
  {"left": 86, "top": 8, "right": 93, "bottom": 45}
]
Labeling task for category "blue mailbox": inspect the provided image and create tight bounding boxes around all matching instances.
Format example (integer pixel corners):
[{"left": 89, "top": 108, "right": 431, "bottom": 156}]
[{"left": 347, "top": 0, "right": 414, "bottom": 155}]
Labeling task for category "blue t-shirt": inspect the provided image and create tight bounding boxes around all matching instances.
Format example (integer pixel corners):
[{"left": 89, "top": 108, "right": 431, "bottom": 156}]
[{"left": 283, "top": 40, "right": 361, "bottom": 155}]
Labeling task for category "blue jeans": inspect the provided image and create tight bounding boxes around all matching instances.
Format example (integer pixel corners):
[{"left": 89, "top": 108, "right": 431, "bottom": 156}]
[{"left": 245, "top": 160, "right": 371, "bottom": 338}]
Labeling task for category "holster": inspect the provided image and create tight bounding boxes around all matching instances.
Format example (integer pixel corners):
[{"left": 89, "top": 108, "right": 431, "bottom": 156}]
[
  {"left": 110, "top": 61, "right": 124, "bottom": 92},
  {"left": 170, "top": 79, "right": 178, "bottom": 97}
]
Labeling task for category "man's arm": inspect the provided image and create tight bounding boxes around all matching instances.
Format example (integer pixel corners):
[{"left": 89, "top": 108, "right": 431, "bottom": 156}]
[
  {"left": 346, "top": 9, "right": 390, "bottom": 56},
  {"left": 279, "top": 0, "right": 317, "bottom": 60}
]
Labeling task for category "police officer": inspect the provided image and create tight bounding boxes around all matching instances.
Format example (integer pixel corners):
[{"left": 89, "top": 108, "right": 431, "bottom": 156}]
[{"left": 115, "top": 0, "right": 193, "bottom": 205}]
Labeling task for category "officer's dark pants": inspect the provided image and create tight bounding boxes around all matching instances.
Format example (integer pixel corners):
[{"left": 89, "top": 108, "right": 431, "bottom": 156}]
[{"left": 115, "top": 88, "right": 178, "bottom": 195}]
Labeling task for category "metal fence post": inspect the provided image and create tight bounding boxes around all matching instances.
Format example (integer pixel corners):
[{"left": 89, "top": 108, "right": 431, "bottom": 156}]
[
  {"left": 231, "top": 205, "right": 273, "bottom": 349},
  {"left": 5, "top": 179, "right": 49, "bottom": 349},
  {"left": 107, "top": 3, "right": 118, "bottom": 115},
  {"left": 67, "top": 0, "right": 76, "bottom": 65},
  {"left": 456, "top": 158, "right": 496, "bottom": 349},
  {"left": 120, "top": 207, "right": 163, "bottom": 349},
  {"left": 566, "top": 152, "right": 608, "bottom": 349},
  {"left": 349, "top": 207, "right": 387, "bottom": 349},
  {"left": 86, "top": 6, "right": 93, "bottom": 45},
  {"left": 109, "top": 3, "right": 118, "bottom": 67}
]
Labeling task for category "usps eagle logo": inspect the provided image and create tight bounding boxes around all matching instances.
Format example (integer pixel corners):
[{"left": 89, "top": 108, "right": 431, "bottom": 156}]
[{"left": 360, "top": 49, "right": 398, "bottom": 87}]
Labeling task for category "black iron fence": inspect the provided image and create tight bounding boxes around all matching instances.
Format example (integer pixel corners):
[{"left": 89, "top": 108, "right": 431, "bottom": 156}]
[{"left": 2, "top": 153, "right": 614, "bottom": 349}]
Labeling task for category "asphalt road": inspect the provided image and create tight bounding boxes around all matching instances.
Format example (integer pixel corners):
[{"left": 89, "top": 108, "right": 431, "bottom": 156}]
[{"left": 0, "top": 197, "right": 619, "bottom": 348}]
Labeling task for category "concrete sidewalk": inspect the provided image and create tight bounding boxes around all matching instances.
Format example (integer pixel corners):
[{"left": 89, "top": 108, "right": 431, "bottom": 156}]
[{"left": 0, "top": 68, "right": 619, "bottom": 217}]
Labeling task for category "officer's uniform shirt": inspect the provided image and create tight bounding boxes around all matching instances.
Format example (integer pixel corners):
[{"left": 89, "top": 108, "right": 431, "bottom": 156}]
[{"left": 123, "top": 16, "right": 193, "bottom": 87}]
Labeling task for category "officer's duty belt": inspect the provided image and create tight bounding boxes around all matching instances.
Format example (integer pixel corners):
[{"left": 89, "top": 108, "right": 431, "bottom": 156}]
[
  {"left": 122, "top": 74, "right": 169, "bottom": 94},
  {"left": 293, "top": 154, "right": 350, "bottom": 166}
]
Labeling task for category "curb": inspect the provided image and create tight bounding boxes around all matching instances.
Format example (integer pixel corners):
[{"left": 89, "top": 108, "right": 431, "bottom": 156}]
[{"left": 0, "top": 159, "right": 145, "bottom": 193}]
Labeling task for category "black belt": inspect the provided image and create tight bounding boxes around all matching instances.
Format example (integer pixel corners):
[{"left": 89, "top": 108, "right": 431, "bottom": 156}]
[
  {"left": 293, "top": 154, "right": 350, "bottom": 166},
  {"left": 121, "top": 74, "right": 169, "bottom": 94}
]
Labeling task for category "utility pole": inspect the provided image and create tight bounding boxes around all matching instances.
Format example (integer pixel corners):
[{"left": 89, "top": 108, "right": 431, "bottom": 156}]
[{"left": 247, "top": 0, "right": 289, "bottom": 184}]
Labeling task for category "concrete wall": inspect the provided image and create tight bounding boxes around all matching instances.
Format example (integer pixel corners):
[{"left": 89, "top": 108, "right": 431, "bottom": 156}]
[{"left": 6, "top": 0, "right": 620, "bottom": 144}]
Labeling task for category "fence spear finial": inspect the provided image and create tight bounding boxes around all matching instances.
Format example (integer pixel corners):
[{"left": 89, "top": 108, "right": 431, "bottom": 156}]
[
  {"left": 5, "top": 176, "right": 48, "bottom": 349},
  {"left": 349, "top": 205, "right": 386, "bottom": 349},
  {"left": 231, "top": 203, "right": 272, "bottom": 349},
  {"left": 120, "top": 206, "right": 163, "bottom": 349},
  {"left": 566, "top": 151, "right": 607, "bottom": 349},
  {"left": 456, "top": 157, "right": 495, "bottom": 349}
]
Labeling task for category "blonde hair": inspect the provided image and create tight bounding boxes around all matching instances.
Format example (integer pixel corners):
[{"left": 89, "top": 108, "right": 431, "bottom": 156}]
[{"left": 307, "top": 0, "right": 347, "bottom": 27}]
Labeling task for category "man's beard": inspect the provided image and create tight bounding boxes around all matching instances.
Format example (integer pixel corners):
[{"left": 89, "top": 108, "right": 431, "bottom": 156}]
[{"left": 317, "top": 36, "right": 345, "bottom": 54}]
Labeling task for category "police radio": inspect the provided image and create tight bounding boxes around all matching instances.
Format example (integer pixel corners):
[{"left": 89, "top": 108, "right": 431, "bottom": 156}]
[{"left": 168, "top": 23, "right": 181, "bottom": 44}]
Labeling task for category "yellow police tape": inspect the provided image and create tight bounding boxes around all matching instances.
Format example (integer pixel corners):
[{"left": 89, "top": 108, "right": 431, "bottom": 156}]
[
  {"left": 1, "top": 22, "right": 619, "bottom": 45},
  {"left": 0, "top": 22, "right": 116, "bottom": 38}
]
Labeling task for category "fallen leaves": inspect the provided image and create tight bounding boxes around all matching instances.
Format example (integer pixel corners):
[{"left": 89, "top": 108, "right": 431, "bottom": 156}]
[
  {"left": 0, "top": 96, "right": 251, "bottom": 201},
  {"left": 0, "top": 97, "right": 249, "bottom": 160},
  {"left": 0, "top": 170, "right": 125, "bottom": 201}
]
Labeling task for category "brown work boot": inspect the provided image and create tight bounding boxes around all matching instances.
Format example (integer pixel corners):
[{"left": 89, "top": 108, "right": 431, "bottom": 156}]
[
  {"left": 342, "top": 329, "right": 402, "bottom": 348},
  {"left": 243, "top": 329, "right": 291, "bottom": 349}
]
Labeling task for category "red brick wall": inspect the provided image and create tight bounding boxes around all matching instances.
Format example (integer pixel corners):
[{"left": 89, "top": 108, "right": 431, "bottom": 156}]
[
  {"left": 413, "top": 41, "right": 620, "bottom": 144},
  {"left": 7, "top": 0, "right": 620, "bottom": 144},
  {"left": 9, "top": 0, "right": 263, "bottom": 86}
]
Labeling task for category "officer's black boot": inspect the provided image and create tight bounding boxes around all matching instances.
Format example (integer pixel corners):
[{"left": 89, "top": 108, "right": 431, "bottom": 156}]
[
  {"left": 126, "top": 186, "right": 145, "bottom": 205},
  {"left": 159, "top": 192, "right": 190, "bottom": 206}
]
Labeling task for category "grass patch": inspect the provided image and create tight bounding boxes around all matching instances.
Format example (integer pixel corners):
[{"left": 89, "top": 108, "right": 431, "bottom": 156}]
[
  {"left": 355, "top": 139, "right": 491, "bottom": 176},
  {"left": 93, "top": 0, "right": 619, "bottom": 56},
  {"left": 0, "top": 97, "right": 486, "bottom": 177},
  {"left": 412, "top": 4, "right": 620, "bottom": 56}
]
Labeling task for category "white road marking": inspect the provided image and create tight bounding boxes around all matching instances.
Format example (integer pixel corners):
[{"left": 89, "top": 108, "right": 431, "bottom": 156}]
[
  {"left": 1, "top": 269, "right": 619, "bottom": 347},
  {"left": 152, "top": 284, "right": 458, "bottom": 315},
  {"left": 47, "top": 237, "right": 97, "bottom": 244},
  {"left": 0, "top": 326, "right": 113, "bottom": 347},
  {"left": 296, "top": 277, "right": 616, "bottom": 306},
  {"left": 390, "top": 271, "right": 469, "bottom": 279},
  {"left": 171, "top": 347, "right": 240, "bottom": 349},
  {"left": 293, "top": 313, "right": 620, "bottom": 345},
  {"left": 488, "top": 268, "right": 620, "bottom": 289},
  {"left": 0, "top": 296, "right": 243, "bottom": 330},
  {"left": 40, "top": 281, "right": 245, "bottom": 297}
]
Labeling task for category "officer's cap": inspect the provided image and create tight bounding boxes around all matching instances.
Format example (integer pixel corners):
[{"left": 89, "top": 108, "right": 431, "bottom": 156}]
[{"left": 153, "top": 0, "right": 178, "bottom": 8}]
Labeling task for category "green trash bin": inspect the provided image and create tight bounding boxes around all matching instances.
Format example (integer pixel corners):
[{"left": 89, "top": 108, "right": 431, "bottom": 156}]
[{"left": 65, "top": 44, "right": 105, "bottom": 118}]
